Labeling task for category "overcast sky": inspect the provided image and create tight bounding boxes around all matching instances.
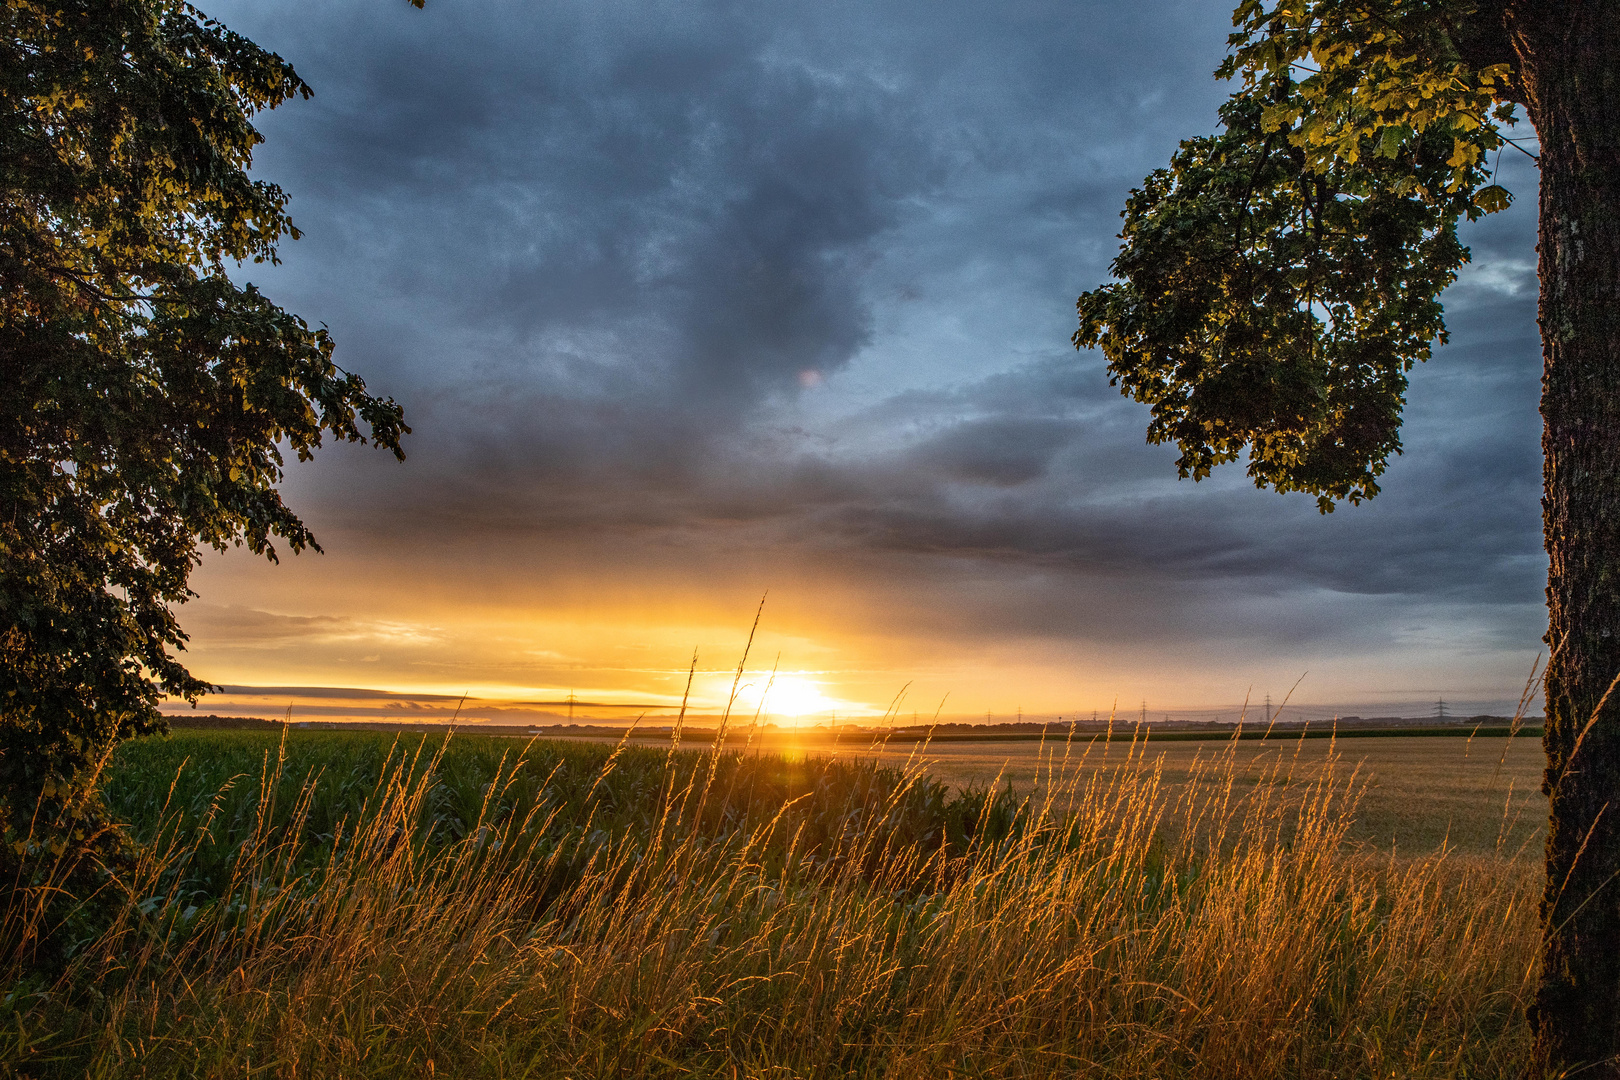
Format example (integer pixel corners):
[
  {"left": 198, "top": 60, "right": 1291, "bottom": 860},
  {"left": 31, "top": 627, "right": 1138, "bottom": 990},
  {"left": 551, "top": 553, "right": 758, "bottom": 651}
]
[{"left": 177, "top": 0, "right": 1548, "bottom": 725}]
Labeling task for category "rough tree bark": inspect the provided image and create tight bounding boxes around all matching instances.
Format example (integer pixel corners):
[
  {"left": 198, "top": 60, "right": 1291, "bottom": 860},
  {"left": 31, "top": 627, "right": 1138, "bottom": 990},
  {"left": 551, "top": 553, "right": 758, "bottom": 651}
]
[{"left": 1515, "top": 1, "right": 1620, "bottom": 1074}]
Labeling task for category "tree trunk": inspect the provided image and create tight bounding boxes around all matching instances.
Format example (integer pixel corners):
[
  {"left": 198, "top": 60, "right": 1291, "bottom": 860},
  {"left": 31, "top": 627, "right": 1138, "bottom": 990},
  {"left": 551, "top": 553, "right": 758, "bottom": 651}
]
[{"left": 1520, "top": 2, "right": 1620, "bottom": 1074}]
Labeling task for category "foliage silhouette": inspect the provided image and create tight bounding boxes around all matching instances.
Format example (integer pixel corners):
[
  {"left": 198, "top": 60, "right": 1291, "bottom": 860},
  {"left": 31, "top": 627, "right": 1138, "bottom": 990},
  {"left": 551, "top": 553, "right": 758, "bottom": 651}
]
[
  {"left": 1076, "top": 2, "right": 1620, "bottom": 1071},
  {"left": 0, "top": 0, "right": 408, "bottom": 950}
]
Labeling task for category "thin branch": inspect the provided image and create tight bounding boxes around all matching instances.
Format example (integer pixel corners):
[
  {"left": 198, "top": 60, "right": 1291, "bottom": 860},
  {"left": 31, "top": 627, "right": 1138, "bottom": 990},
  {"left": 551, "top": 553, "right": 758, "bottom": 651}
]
[
  {"left": 1498, "top": 136, "right": 1540, "bottom": 163},
  {"left": 39, "top": 265, "right": 182, "bottom": 307}
]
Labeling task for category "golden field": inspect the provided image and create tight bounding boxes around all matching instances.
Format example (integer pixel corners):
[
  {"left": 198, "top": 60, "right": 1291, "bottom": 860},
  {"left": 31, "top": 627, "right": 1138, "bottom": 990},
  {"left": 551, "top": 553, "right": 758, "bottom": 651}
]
[{"left": 1, "top": 726, "right": 1545, "bottom": 1078}]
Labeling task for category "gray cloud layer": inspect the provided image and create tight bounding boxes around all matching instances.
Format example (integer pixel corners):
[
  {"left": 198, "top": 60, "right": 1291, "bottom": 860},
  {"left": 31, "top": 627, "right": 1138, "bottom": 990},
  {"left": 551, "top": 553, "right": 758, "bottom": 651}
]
[{"left": 203, "top": 0, "right": 1547, "bottom": 699}]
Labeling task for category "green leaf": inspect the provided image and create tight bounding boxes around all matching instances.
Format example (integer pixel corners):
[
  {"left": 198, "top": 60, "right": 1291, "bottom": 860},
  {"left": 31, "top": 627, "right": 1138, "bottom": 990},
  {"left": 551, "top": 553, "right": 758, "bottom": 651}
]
[
  {"left": 1379, "top": 123, "right": 1408, "bottom": 158},
  {"left": 1473, "top": 184, "right": 1513, "bottom": 214}
]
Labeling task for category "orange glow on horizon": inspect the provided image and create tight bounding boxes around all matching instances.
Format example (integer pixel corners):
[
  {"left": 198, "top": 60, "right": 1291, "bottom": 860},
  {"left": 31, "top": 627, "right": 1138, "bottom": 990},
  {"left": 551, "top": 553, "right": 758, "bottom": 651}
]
[
  {"left": 747, "top": 674, "right": 854, "bottom": 722},
  {"left": 170, "top": 541, "right": 1533, "bottom": 727}
]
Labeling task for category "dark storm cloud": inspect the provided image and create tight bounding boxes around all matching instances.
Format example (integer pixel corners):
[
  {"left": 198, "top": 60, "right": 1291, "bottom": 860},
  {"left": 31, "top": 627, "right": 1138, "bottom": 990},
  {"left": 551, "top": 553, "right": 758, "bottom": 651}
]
[
  {"left": 215, "top": 685, "right": 464, "bottom": 702},
  {"left": 907, "top": 416, "right": 1076, "bottom": 487},
  {"left": 804, "top": 363, "right": 1538, "bottom": 599},
  {"left": 242, "top": 0, "right": 948, "bottom": 408},
  {"left": 211, "top": 0, "right": 1546, "bottom": 658},
  {"left": 184, "top": 605, "right": 358, "bottom": 645}
]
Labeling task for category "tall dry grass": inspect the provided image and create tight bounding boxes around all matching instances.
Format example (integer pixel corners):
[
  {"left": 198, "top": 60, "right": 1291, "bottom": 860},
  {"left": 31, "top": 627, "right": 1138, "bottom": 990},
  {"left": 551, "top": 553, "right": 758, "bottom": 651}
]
[{"left": 3, "top": 727, "right": 1540, "bottom": 1079}]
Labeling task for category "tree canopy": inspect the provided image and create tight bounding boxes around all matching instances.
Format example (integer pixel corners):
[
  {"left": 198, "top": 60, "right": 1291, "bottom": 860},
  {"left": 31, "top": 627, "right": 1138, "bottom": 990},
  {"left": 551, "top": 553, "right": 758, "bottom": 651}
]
[
  {"left": 0, "top": 0, "right": 407, "bottom": 813},
  {"left": 1076, "top": 0, "right": 1520, "bottom": 510}
]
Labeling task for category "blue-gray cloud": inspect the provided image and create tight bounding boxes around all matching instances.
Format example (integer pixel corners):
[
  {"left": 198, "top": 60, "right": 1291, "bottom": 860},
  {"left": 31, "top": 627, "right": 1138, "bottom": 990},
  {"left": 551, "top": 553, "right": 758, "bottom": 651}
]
[{"left": 205, "top": 0, "right": 1547, "bottom": 672}]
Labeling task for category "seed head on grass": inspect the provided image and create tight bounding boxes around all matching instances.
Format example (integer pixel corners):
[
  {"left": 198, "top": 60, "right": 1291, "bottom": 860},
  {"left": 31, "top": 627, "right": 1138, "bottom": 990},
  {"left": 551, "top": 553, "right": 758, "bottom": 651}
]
[{"left": 2, "top": 719, "right": 1541, "bottom": 1079}]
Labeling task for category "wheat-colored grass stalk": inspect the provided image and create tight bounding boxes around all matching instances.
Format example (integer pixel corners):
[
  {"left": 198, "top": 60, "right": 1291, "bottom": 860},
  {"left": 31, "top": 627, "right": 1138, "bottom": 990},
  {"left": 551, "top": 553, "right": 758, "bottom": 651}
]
[{"left": 7, "top": 724, "right": 1540, "bottom": 1079}]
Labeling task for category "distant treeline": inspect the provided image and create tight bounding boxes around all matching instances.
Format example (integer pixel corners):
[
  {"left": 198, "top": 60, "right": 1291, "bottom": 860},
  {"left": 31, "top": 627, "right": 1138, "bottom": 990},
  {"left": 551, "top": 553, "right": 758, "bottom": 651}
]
[
  {"left": 166, "top": 715, "right": 286, "bottom": 730},
  {"left": 161, "top": 714, "right": 1545, "bottom": 743}
]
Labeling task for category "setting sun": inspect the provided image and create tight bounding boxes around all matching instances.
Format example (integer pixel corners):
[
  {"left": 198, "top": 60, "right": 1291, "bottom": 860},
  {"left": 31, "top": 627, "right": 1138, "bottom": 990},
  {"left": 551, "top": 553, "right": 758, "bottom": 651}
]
[
  {"left": 761, "top": 675, "right": 838, "bottom": 718},
  {"left": 719, "top": 673, "right": 857, "bottom": 723}
]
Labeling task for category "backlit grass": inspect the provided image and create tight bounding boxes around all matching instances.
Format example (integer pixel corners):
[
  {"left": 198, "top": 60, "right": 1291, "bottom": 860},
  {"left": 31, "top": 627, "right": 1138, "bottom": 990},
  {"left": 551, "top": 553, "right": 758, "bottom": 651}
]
[{"left": 2, "top": 725, "right": 1540, "bottom": 1078}]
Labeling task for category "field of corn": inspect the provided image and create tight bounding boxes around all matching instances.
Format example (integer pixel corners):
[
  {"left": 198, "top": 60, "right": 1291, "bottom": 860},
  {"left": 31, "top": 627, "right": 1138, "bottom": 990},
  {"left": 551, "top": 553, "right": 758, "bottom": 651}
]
[{"left": 1, "top": 725, "right": 1542, "bottom": 1078}]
